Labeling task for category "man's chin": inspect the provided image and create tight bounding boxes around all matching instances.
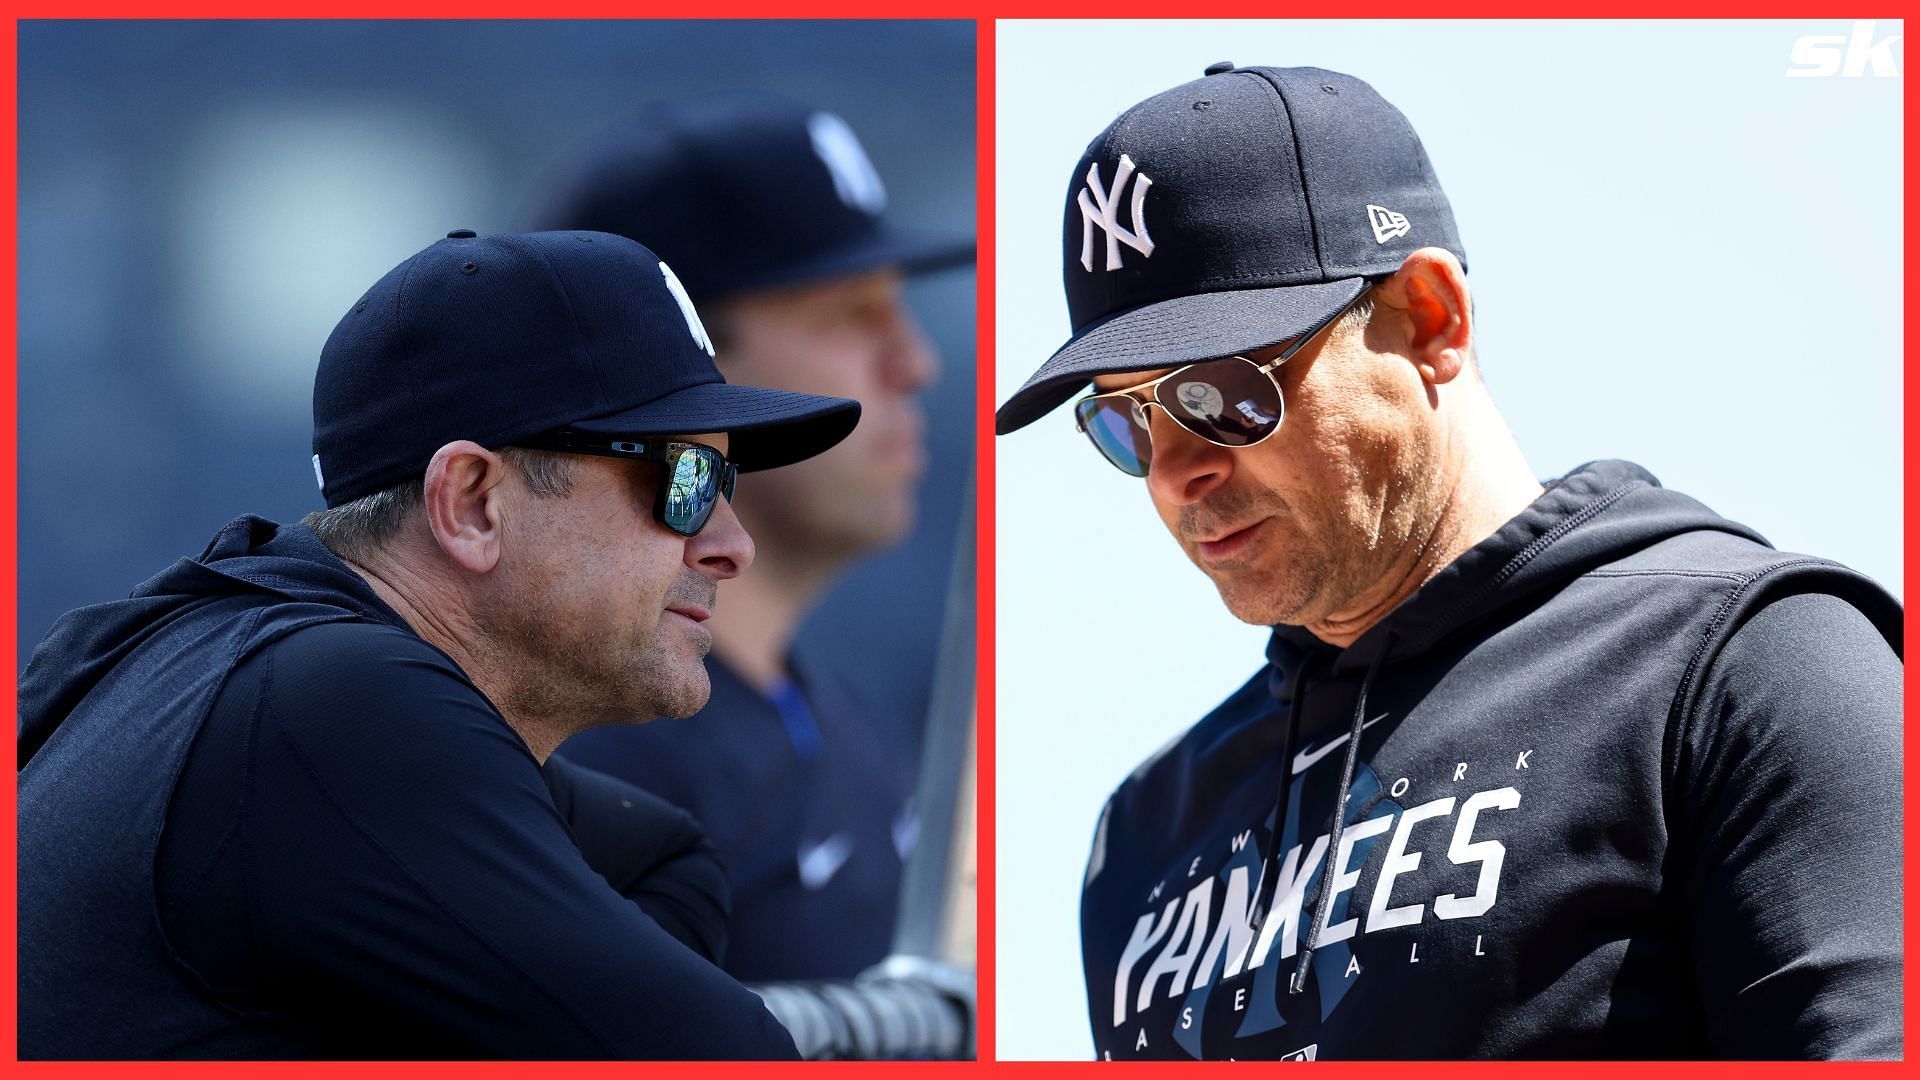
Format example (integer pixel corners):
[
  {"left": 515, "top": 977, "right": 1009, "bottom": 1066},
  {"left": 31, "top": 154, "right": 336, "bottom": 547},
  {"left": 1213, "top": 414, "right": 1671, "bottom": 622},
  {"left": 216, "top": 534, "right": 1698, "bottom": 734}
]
[
  {"left": 862, "top": 486, "right": 917, "bottom": 546},
  {"left": 1223, "top": 597, "right": 1299, "bottom": 627},
  {"left": 655, "top": 668, "right": 712, "bottom": 720},
  {"left": 1210, "top": 569, "right": 1316, "bottom": 628}
]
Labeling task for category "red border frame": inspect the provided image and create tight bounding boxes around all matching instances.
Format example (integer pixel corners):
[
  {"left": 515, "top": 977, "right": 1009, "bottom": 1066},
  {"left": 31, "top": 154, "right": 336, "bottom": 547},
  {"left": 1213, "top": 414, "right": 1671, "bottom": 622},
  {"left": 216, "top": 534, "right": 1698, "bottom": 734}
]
[
  {"left": 2, "top": 7, "right": 16, "bottom": 1071},
  {"left": 1, "top": 14, "right": 993, "bottom": 1076},
  {"left": 974, "top": 13, "right": 997, "bottom": 1069}
]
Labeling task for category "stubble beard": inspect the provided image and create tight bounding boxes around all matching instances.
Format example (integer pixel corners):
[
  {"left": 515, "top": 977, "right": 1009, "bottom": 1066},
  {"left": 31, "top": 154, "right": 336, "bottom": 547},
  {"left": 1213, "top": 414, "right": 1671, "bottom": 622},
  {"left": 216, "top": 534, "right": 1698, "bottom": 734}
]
[
  {"left": 482, "top": 572, "right": 716, "bottom": 730},
  {"left": 1183, "top": 484, "right": 1350, "bottom": 628},
  {"left": 1185, "top": 445, "right": 1441, "bottom": 630}
]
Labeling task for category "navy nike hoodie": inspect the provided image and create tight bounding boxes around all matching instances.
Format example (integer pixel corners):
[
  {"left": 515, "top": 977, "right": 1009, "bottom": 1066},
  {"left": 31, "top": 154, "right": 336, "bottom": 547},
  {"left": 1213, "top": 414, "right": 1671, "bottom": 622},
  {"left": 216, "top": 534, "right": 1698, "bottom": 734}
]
[
  {"left": 21, "top": 517, "right": 403, "bottom": 1056},
  {"left": 18, "top": 516, "right": 793, "bottom": 1059},
  {"left": 1080, "top": 460, "right": 1903, "bottom": 1060}
]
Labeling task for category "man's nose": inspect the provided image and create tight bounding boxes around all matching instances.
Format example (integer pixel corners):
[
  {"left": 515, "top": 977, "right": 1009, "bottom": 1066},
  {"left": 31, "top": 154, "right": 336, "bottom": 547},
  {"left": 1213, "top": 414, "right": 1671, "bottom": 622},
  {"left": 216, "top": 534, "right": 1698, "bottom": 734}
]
[
  {"left": 881, "top": 302, "right": 940, "bottom": 394},
  {"left": 1143, "top": 409, "right": 1233, "bottom": 507},
  {"left": 686, "top": 491, "right": 753, "bottom": 580}
]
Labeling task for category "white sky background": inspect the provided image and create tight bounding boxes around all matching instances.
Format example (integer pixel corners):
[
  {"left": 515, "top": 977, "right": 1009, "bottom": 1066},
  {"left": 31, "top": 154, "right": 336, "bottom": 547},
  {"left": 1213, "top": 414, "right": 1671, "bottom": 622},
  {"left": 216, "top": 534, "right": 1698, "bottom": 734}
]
[{"left": 993, "top": 19, "right": 1902, "bottom": 1060}]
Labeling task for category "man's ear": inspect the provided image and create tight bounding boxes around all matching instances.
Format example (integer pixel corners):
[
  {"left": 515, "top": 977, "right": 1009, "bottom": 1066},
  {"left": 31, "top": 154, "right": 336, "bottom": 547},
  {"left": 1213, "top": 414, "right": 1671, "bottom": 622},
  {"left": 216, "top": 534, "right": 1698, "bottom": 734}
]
[
  {"left": 1377, "top": 247, "right": 1473, "bottom": 385},
  {"left": 421, "top": 441, "right": 509, "bottom": 574}
]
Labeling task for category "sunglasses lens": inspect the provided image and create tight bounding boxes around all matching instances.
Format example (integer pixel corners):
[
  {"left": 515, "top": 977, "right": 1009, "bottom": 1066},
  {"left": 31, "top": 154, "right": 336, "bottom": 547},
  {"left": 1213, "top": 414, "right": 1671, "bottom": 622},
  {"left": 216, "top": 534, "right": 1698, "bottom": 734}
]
[
  {"left": 1076, "top": 397, "right": 1151, "bottom": 477},
  {"left": 1154, "top": 356, "right": 1284, "bottom": 447},
  {"left": 662, "top": 446, "right": 723, "bottom": 536}
]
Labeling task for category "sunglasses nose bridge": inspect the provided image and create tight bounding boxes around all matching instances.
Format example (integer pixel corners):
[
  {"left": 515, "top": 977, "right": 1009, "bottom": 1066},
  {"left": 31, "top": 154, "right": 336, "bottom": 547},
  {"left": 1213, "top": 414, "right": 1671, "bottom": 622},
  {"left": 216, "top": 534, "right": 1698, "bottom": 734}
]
[
  {"left": 1140, "top": 397, "right": 1216, "bottom": 454},
  {"left": 1141, "top": 399, "right": 1240, "bottom": 472}
]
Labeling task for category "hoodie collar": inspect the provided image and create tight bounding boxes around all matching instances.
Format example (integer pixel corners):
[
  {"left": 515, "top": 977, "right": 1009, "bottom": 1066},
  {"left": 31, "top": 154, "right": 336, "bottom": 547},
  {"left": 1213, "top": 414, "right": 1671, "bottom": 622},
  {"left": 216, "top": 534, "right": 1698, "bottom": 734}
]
[
  {"left": 129, "top": 515, "right": 407, "bottom": 628},
  {"left": 19, "top": 516, "right": 409, "bottom": 769},
  {"left": 1265, "top": 460, "right": 1766, "bottom": 694}
]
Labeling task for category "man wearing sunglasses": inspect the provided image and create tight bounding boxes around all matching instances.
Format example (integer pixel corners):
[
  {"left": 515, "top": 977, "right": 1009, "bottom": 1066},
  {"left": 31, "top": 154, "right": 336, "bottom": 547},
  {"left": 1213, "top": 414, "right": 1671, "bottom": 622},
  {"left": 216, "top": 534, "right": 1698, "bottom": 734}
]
[
  {"left": 997, "top": 65, "right": 1901, "bottom": 1060},
  {"left": 19, "top": 230, "right": 859, "bottom": 1059},
  {"left": 528, "top": 93, "right": 974, "bottom": 983}
]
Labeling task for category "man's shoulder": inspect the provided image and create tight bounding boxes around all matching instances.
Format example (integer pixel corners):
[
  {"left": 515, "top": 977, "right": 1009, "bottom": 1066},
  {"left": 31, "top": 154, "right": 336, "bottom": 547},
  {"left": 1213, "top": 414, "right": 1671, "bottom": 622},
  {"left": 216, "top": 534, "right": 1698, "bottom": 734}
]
[
  {"left": 1085, "top": 667, "right": 1276, "bottom": 882},
  {"left": 1590, "top": 518, "right": 1887, "bottom": 599},
  {"left": 1586, "top": 528, "right": 1902, "bottom": 656},
  {"left": 251, "top": 616, "right": 462, "bottom": 684},
  {"left": 238, "top": 617, "right": 500, "bottom": 740},
  {"left": 1602, "top": 524, "right": 1828, "bottom": 576}
]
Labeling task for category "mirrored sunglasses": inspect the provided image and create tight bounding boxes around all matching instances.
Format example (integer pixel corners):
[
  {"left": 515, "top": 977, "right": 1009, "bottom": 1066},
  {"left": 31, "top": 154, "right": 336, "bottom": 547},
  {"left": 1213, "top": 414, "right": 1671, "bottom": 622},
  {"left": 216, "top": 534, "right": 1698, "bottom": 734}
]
[
  {"left": 512, "top": 430, "right": 738, "bottom": 537},
  {"left": 1072, "top": 283, "right": 1374, "bottom": 477}
]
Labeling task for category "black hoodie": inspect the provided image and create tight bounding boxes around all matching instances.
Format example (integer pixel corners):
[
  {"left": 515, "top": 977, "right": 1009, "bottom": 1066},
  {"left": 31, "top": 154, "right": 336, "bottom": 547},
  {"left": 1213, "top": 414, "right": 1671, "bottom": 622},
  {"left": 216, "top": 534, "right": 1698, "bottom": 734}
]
[
  {"left": 1080, "top": 461, "right": 1902, "bottom": 1060},
  {"left": 18, "top": 516, "right": 799, "bottom": 1059}
]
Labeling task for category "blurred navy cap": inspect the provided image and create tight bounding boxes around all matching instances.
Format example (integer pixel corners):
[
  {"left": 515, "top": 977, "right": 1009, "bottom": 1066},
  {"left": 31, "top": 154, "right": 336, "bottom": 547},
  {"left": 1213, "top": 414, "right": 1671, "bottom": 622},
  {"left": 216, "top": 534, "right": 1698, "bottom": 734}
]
[
  {"left": 996, "top": 64, "right": 1467, "bottom": 435},
  {"left": 526, "top": 92, "right": 975, "bottom": 303},
  {"left": 311, "top": 229, "right": 860, "bottom": 507}
]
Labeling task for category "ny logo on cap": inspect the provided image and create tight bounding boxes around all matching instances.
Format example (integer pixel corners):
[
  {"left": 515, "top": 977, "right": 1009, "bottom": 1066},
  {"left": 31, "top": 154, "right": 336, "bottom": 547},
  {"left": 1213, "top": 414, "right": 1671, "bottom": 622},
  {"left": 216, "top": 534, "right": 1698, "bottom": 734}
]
[
  {"left": 660, "top": 261, "right": 714, "bottom": 357},
  {"left": 808, "top": 112, "right": 887, "bottom": 215},
  {"left": 1078, "top": 154, "right": 1155, "bottom": 272},
  {"left": 1367, "top": 204, "right": 1410, "bottom": 244}
]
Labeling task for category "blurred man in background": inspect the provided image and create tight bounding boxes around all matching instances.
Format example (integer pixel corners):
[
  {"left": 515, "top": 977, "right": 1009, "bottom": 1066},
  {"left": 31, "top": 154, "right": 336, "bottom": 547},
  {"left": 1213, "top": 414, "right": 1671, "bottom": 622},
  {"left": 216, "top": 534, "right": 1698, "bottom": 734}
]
[{"left": 531, "top": 92, "right": 974, "bottom": 981}]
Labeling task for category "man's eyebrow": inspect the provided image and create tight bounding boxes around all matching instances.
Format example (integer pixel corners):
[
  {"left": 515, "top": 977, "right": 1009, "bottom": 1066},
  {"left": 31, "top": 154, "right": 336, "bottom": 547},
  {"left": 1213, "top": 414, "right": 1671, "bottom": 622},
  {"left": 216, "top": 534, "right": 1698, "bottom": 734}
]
[{"left": 1090, "top": 369, "right": 1169, "bottom": 390}]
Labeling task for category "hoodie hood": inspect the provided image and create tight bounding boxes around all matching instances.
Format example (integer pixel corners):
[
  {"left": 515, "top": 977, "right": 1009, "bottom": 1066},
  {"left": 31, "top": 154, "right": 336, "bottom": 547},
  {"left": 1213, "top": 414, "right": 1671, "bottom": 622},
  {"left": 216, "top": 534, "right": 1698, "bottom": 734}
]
[
  {"left": 1265, "top": 459, "right": 1768, "bottom": 697},
  {"left": 1078, "top": 457, "right": 1902, "bottom": 1059},
  {"left": 1252, "top": 460, "right": 1775, "bottom": 994},
  {"left": 1079, "top": 455, "right": 1902, "bottom": 1059},
  {"left": 19, "top": 516, "right": 403, "bottom": 767}
]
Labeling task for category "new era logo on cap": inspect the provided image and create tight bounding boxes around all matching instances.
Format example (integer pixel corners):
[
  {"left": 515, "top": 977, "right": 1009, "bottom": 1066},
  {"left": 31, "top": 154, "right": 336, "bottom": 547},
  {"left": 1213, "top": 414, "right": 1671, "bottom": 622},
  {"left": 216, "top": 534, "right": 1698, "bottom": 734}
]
[{"left": 1367, "top": 205, "right": 1410, "bottom": 244}]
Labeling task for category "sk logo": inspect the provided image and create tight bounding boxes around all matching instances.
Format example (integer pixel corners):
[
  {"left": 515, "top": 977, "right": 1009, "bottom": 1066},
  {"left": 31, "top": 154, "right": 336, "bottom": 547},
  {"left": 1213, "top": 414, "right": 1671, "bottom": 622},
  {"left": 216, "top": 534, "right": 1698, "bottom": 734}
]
[
  {"left": 1079, "top": 154, "right": 1155, "bottom": 272},
  {"left": 659, "top": 261, "right": 714, "bottom": 357}
]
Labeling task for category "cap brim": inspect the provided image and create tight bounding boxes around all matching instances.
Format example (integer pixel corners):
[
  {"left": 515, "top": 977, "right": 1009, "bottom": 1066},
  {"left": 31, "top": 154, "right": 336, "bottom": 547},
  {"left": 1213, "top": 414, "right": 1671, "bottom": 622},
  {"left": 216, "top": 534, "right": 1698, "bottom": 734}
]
[
  {"left": 995, "top": 277, "right": 1369, "bottom": 435},
  {"left": 712, "top": 225, "right": 975, "bottom": 299},
  {"left": 569, "top": 381, "right": 860, "bottom": 472}
]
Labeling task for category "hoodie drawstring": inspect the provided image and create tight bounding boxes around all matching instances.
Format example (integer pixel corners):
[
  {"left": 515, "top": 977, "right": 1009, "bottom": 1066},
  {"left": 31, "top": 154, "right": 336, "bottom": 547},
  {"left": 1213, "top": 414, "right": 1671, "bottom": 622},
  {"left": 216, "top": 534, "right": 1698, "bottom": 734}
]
[
  {"left": 1243, "top": 673, "right": 1309, "bottom": 949},
  {"left": 1290, "top": 631, "right": 1396, "bottom": 995}
]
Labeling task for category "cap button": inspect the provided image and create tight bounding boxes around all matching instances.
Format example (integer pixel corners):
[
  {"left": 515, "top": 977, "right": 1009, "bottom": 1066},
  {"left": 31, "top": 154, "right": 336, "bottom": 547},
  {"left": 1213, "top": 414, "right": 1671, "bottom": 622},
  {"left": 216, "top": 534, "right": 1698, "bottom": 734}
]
[
  {"left": 445, "top": 228, "right": 477, "bottom": 239},
  {"left": 1203, "top": 61, "right": 1235, "bottom": 76}
]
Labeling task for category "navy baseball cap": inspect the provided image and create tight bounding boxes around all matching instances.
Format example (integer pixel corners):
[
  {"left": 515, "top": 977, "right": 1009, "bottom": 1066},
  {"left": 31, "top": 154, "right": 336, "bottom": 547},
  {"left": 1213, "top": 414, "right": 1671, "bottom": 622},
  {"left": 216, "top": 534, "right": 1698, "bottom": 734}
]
[
  {"left": 311, "top": 229, "right": 861, "bottom": 507},
  {"left": 525, "top": 92, "right": 974, "bottom": 302},
  {"left": 995, "top": 64, "right": 1467, "bottom": 435}
]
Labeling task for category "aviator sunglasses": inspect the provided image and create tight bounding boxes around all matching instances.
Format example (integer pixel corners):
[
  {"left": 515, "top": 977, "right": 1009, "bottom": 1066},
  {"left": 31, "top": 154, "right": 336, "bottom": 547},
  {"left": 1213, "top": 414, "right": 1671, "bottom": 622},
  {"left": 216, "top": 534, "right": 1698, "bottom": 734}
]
[
  {"left": 1073, "top": 283, "right": 1376, "bottom": 477},
  {"left": 513, "top": 429, "right": 738, "bottom": 537}
]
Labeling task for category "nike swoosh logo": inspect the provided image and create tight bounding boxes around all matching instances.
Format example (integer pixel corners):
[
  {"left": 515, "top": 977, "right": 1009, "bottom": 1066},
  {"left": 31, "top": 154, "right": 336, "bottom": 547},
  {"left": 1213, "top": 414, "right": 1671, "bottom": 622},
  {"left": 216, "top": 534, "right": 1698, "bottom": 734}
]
[
  {"left": 1291, "top": 713, "right": 1391, "bottom": 775},
  {"left": 797, "top": 833, "right": 855, "bottom": 890}
]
